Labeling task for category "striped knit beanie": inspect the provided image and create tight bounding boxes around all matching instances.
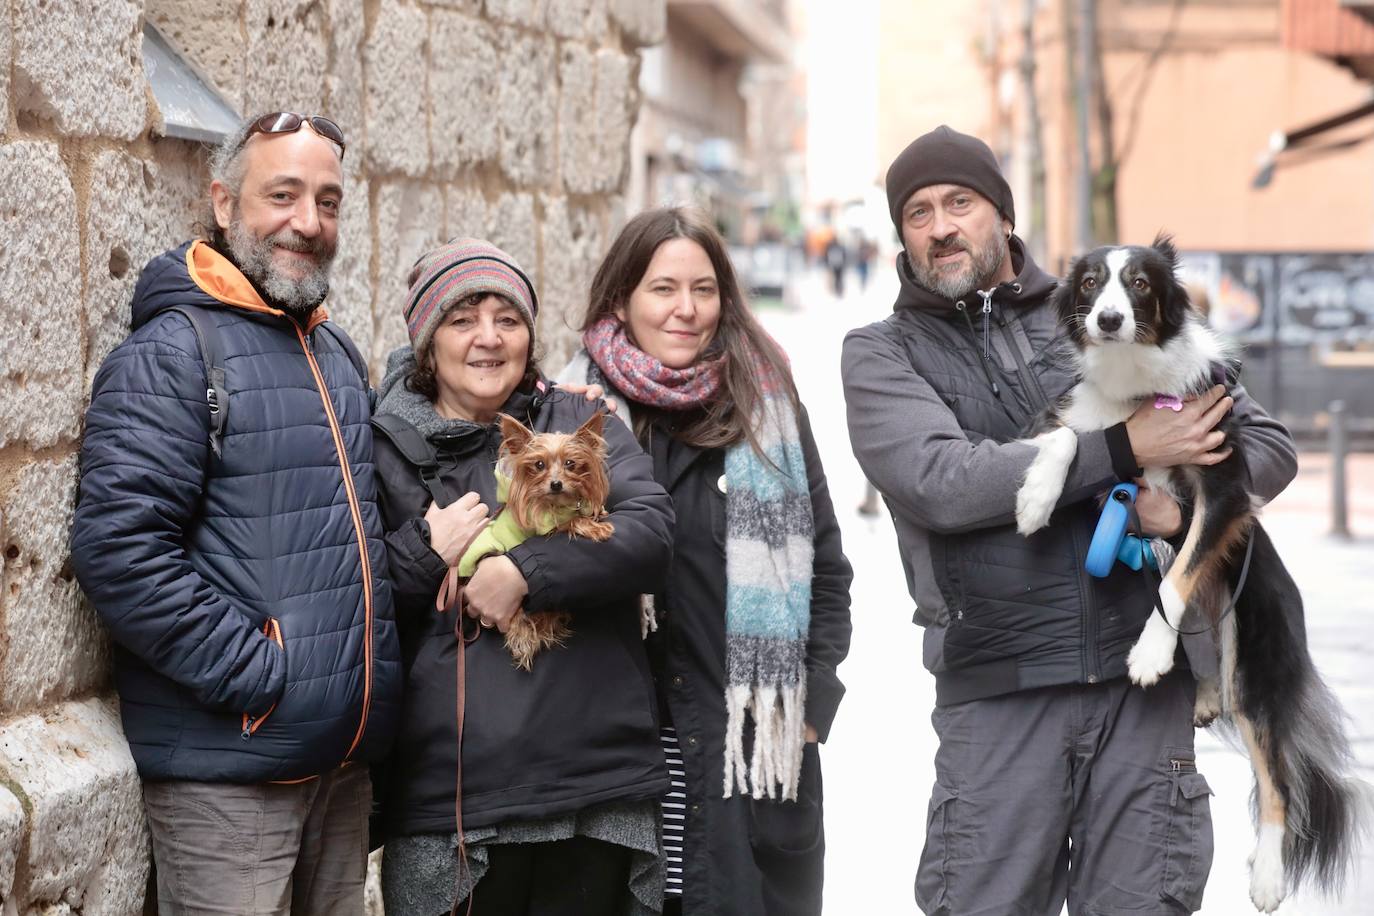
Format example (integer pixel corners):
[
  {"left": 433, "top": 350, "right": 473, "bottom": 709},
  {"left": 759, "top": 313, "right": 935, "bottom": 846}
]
[{"left": 403, "top": 238, "right": 539, "bottom": 358}]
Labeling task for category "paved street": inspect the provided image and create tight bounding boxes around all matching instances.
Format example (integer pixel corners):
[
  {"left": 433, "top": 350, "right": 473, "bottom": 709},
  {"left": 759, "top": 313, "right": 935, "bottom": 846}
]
[{"left": 756, "top": 267, "right": 1374, "bottom": 915}]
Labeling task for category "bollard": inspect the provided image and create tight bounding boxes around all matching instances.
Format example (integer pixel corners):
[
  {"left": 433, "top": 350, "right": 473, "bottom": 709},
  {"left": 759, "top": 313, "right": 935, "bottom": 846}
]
[{"left": 1330, "top": 400, "right": 1350, "bottom": 539}]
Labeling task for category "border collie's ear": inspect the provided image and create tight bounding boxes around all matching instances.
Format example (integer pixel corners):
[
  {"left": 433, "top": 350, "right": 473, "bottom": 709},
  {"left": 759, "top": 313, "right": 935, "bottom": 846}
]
[
  {"left": 1150, "top": 235, "right": 1191, "bottom": 331},
  {"left": 498, "top": 413, "right": 534, "bottom": 454},
  {"left": 1151, "top": 232, "right": 1180, "bottom": 270},
  {"left": 1050, "top": 256, "right": 1082, "bottom": 324}
]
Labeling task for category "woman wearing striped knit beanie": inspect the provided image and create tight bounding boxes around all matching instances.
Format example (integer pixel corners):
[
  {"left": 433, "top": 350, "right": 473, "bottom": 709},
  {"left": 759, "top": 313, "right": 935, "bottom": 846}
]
[
  {"left": 559, "top": 208, "right": 854, "bottom": 916},
  {"left": 371, "top": 237, "right": 675, "bottom": 915}
]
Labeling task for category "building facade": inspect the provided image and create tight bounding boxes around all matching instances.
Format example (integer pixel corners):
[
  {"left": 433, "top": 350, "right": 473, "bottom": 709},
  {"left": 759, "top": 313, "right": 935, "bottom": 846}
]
[{"left": 629, "top": 0, "right": 802, "bottom": 242}]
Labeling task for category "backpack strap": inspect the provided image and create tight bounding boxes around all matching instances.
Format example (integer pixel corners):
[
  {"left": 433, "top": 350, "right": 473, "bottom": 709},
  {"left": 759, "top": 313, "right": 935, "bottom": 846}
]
[
  {"left": 317, "top": 321, "right": 375, "bottom": 409},
  {"left": 317, "top": 321, "right": 370, "bottom": 386},
  {"left": 372, "top": 413, "right": 453, "bottom": 507},
  {"left": 167, "top": 305, "right": 229, "bottom": 458}
]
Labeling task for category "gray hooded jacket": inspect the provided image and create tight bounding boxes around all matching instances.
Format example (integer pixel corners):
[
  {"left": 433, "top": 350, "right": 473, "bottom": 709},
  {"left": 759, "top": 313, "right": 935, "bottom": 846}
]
[{"left": 841, "top": 238, "right": 1296, "bottom": 704}]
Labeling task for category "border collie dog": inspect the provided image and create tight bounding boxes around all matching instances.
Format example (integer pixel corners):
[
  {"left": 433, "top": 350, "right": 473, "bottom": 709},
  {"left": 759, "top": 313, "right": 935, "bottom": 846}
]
[{"left": 1014, "top": 235, "right": 1363, "bottom": 912}]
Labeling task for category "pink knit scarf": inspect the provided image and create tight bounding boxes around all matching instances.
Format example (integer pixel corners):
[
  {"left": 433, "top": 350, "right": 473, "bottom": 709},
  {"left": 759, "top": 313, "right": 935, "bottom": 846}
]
[{"left": 582, "top": 315, "right": 726, "bottom": 410}]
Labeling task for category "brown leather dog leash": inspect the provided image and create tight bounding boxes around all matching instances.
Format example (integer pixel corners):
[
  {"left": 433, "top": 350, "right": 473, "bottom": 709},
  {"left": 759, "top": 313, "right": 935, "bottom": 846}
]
[{"left": 436, "top": 546, "right": 484, "bottom": 916}]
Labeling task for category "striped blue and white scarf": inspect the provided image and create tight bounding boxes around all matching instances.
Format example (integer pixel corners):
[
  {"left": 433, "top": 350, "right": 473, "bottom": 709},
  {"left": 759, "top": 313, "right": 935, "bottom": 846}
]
[
  {"left": 563, "top": 344, "right": 814, "bottom": 801},
  {"left": 721, "top": 388, "right": 814, "bottom": 800}
]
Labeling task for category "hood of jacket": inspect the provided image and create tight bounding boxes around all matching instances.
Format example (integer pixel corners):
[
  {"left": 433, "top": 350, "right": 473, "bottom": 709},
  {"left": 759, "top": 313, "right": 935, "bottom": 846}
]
[
  {"left": 374, "top": 344, "right": 544, "bottom": 452},
  {"left": 893, "top": 234, "right": 1058, "bottom": 316},
  {"left": 130, "top": 239, "right": 329, "bottom": 333}
]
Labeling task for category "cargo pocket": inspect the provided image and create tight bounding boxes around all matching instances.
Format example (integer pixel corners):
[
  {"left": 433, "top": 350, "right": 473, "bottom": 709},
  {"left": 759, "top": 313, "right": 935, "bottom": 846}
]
[
  {"left": 241, "top": 618, "right": 284, "bottom": 740},
  {"left": 915, "top": 783, "right": 959, "bottom": 914},
  {"left": 1162, "top": 757, "right": 1214, "bottom": 911}
]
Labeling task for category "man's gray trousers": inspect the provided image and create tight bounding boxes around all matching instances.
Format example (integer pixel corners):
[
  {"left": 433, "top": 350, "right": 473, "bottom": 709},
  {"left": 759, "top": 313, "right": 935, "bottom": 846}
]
[{"left": 916, "top": 671, "right": 1213, "bottom": 915}]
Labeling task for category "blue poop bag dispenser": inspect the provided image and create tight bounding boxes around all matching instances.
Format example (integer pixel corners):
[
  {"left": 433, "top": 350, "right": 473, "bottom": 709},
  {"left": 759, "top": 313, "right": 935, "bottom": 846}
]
[{"left": 1085, "top": 482, "right": 1160, "bottom": 577}]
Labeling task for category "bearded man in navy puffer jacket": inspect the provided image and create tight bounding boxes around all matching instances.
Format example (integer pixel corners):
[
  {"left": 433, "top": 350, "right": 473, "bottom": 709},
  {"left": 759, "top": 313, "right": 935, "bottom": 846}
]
[{"left": 71, "top": 112, "right": 402, "bottom": 915}]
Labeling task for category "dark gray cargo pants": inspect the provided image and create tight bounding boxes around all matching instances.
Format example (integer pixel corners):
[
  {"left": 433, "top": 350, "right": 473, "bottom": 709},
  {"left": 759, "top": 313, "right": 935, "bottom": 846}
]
[{"left": 916, "top": 671, "right": 1213, "bottom": 916}]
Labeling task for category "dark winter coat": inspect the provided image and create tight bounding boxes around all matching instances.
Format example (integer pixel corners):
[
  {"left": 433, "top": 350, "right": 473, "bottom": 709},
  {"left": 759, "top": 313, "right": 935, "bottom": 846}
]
[
  {"left": 639, "top": 407, "right": 853, "bottom": 916},
  {"left": 841, "top": 238, "right": 1298, "bottom": 706},
  {"left": 70, "top": 240, "right": 402, "bottom": 783},
  {"left": 560, "top": 336, "right": 852, "bottom": 915},
  {"left": 370, "top": 358, "right": 674, "bottom": 835}
]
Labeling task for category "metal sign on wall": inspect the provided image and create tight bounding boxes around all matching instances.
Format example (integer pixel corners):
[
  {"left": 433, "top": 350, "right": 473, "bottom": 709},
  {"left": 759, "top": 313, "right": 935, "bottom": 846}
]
[{"left": 1180, "top": 251, "right": 1374, "bottom": 345}]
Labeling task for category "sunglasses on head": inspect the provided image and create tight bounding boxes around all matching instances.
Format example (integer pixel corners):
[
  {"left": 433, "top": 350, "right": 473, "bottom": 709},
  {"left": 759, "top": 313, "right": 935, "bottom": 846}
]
[{"left": 240, "top": 112, "right": 347, "bottom": 158}]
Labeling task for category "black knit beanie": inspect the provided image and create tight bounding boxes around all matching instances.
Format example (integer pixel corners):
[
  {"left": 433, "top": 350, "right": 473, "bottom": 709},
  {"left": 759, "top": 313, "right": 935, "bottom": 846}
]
[{"left": 886, "top": 125, "right": 1015, "bottom": 233}]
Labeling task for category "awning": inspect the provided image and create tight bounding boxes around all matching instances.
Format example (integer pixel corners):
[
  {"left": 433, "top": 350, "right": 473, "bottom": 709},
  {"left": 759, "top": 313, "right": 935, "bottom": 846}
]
[
  {"left": 1251, "top": 96, "right": 1374, "bottom": 188},
  {"left": 143, "top": 22, "right": 241, "bottom": 144}
]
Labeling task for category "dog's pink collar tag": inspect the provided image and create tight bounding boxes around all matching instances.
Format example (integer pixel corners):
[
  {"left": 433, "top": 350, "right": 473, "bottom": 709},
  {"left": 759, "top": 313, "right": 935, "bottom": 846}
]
[{"left": 1154, "top": 394, "right": 1185, "bottom": 412}]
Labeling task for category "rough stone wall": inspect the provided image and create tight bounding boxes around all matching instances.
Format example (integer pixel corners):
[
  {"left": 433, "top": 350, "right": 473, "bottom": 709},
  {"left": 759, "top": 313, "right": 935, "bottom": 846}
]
[{"left": 0, "top": 1, "right": 664, "bottom": 912}]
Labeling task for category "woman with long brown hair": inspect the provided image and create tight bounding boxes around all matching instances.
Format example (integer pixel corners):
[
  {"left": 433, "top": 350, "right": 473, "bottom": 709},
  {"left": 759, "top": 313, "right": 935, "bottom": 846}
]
[{"left": 560, "top": 207, "right": 853, "bottom": 915}]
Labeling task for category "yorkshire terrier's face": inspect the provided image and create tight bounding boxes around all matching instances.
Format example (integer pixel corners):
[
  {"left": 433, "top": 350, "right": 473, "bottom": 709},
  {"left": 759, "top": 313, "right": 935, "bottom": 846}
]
[{"left": 499, "top": 412, "right": 611, "bottom": 529}]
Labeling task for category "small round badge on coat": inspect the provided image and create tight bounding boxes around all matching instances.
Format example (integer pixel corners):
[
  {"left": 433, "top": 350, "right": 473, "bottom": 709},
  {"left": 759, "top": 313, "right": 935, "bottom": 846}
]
[{"left": 716, "top": 474, "right": 727, "bottom": 494}]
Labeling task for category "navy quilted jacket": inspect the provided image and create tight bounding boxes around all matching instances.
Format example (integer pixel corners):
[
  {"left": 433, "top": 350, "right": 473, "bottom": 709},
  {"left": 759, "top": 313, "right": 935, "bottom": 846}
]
[{"left": 71, "top": 241, "right": 401, "bottom": 783}]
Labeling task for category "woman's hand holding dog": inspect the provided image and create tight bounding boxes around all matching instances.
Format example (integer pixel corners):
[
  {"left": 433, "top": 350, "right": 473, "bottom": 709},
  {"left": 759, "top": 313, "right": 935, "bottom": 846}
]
[
  {"left": 465, "top": 555, "right": 529, "bottom": 633},
  {"left": 424, "top": 492, "right": 490, "bottom": 565},
  {"left": 1125, "top": 384, "right": 1234, "bottom": 469}
]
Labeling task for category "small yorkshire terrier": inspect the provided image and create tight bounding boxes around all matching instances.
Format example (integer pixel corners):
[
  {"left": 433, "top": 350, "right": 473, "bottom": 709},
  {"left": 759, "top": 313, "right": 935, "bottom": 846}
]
[{"left": 457, "top": 410, "right": 614, "bottom": 670}]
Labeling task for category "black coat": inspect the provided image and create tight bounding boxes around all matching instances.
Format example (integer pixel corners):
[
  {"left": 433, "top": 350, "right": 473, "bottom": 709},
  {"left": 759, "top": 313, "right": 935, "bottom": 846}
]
[
  {"left": 643, "top": 407, "right": 853, "bottom": 916},
  {"left": 372, "top": 381, "right": 674, "bottom": 834}
]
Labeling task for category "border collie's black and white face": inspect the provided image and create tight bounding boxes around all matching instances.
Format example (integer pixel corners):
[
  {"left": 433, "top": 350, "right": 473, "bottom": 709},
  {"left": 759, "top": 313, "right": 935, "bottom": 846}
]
[{"left": 1054, "top": 234, "right": 1192, "bottom": 348}]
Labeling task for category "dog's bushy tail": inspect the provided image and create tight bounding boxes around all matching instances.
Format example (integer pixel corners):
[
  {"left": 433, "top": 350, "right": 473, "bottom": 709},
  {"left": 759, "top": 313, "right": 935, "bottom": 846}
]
[
  {"left": 1274, "top": 657, "right": 1366, "bottom": 892},
  {"left": 1234, "top": 524, "right": 1369, "bottom": 894}
]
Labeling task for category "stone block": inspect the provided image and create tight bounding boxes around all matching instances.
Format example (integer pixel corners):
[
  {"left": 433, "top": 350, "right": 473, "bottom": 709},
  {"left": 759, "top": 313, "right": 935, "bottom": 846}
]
[
  {"left": 12, "top": 0, "right": 146, "bottom": 140},
  {"left": 593, "top": 50, "right": 636, "bottom": 189},
  {"left": 0, "top": 784, "right": 24, "bottom": 903},
  {"left": 243, "top": 0, "right": 329, "bottom": 116},
  {"left": 557, "top": 44, "right": 597, "bottom": 194},
  {"left": 0, "top": 5, "right": 11, "bottom": 132},
  {"left": 496, "top": 29, "right": 556, "bottom": 188},
  {"left": 0, "top": 455, "right": 110, "bottom": 716},
  {"left": 445, "top": 184, "right": 489, "bottom": 241},
  {"left": 547, "top": 0, "right": 605, "bottom": 41},
  {"left": 430, "top": 10, "right": 500, "bottom": 177},
  {"left": 0, "top": 696, "right": 148, "bottom": 915},
  {"left": 327, "top": 170, "right": 375, "bottom": 372},
  {"left": 538, "top": 196, "right": 603, "bottom": 368},
  {"left": 488, "top": 192, "right": 537, "bottom": 293},
  {"left": 84, "top": 142, "right": 204, "bottom": 395},
  {"left": 425, "top": 0, "right": 480, "bottom": 10},
  {"left": 373, "top": 181, "right": 445, "bottom": 366},
  {"left": 608, "top": 0, "right": 666, "bottom": 47},
  {"left": 145, "top": 0, "right": 246, "bottom": 111},
  {"left": 560, "top": 48, "right": 634, "bottom": 195},
  {"left": 485, "top": 0, "right": 546, "bottom": 28},
  {"left": 0, "top": 141, "right": 82, "bottom": 449},
  {"left": 324, "top": 0, "right": 367, "bottom": 137},
  {"left": 364, "top": 0, "right": 430, "bottom": 178}
]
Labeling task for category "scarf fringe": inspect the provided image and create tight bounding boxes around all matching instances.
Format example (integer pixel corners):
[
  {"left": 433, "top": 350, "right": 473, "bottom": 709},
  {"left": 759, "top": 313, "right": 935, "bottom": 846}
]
[{"left": 722, "top": 680, "right": 807, "bottom": 801}]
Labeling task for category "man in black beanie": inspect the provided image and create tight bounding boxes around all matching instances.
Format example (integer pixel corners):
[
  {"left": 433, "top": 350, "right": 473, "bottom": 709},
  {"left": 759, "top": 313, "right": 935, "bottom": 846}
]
[{"left": 840, "top": 126, "right": 1299, "bottom": 914}]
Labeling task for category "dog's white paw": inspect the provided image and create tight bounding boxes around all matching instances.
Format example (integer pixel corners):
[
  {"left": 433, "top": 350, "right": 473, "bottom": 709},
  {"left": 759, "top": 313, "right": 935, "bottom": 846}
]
[
  {"left": 1127, "top": 614, "right": 1178, "bottom": 687},
  {"left": 1193, "top": 676, "right": 1222, "bottom": 727},
  {"left": 1248, "top": 825, "right": 1286, "bottom": 913},
  {"left": 1016, "top": 486, "right": 1056, "bottom": 535},
  {"left": 1016, "top": 427, "right": 1077, "bottom": 536}
]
